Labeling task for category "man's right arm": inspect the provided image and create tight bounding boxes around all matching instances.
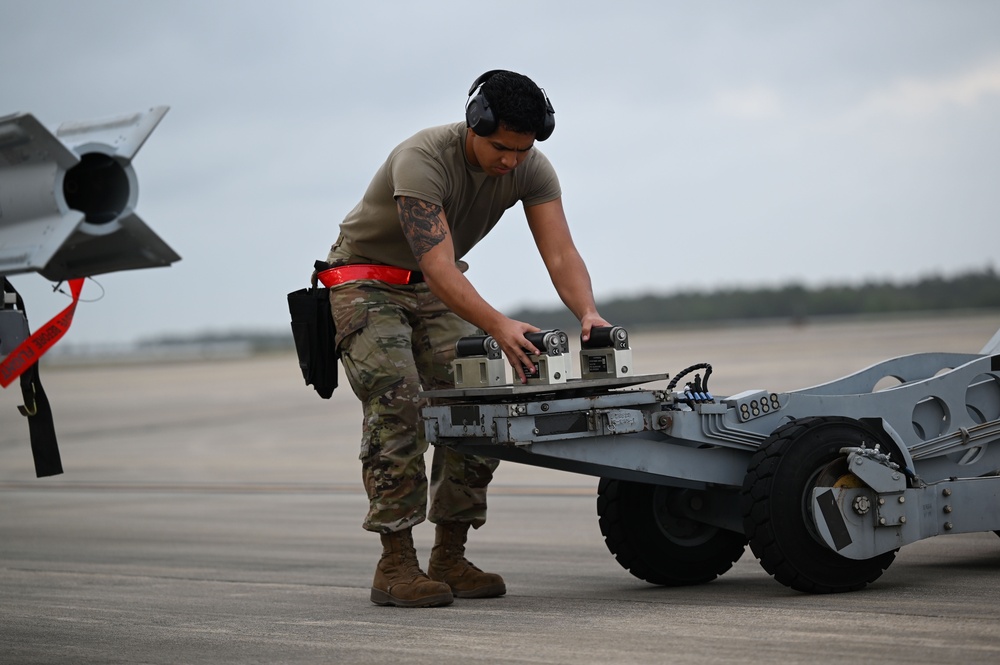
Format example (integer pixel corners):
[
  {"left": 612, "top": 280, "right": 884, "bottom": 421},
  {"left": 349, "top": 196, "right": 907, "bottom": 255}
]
[{"left": 396, "top": 195, "right": 540, "bottom": 382}]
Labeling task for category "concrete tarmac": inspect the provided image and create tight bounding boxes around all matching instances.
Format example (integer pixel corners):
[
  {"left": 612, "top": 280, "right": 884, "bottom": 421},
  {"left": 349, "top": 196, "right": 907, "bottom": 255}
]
[{"left": 2, "top": 314, "right": 999, "bottom": 664}]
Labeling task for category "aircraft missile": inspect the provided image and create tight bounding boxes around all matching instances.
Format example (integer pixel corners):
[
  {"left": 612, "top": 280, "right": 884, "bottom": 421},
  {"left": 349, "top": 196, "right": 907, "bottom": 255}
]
[{"left": 0, "top": 106, "right": 180, "bottom": 281}]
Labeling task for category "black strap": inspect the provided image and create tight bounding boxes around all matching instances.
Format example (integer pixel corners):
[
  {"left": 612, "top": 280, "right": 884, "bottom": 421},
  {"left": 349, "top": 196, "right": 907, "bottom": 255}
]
[
  {"left": 19, "top": 363, "right": 63, "bottom": 477},
  {"left": 3, "top": 278, "right": 63, "bottom": 477}
]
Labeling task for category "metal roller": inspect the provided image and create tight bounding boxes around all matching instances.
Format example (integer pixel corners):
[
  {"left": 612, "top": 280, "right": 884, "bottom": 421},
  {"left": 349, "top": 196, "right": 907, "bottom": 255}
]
[
  {"left": 452, "top": 335, "right": 506, "bottom": 387},
  {"left": 525, "top": 329, "right": 569, "bottom": 356},
  {"left": 580, "top": 325, "right": 632, "bottom": 379},
  {"left": 582, "top": 325, "right": 629, "bottom": 350},
  {"left": 455, "top": 335, "right": 502, "bottom": 359}
]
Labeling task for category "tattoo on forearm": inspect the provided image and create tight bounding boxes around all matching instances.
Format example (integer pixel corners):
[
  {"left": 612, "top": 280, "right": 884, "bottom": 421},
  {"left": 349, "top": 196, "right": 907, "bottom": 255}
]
[{"left": 397, "top": 197, "right": 447, "bottom": 262}]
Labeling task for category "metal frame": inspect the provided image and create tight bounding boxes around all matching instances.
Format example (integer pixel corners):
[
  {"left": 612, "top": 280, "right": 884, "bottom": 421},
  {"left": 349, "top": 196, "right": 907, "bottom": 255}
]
[{"left": 423, "top": 334, "right": 1000, "bottom": 564}]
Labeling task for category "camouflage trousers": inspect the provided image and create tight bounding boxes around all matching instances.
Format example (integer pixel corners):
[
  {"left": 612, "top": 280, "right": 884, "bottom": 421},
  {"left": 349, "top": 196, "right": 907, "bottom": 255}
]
[{"left": 329, "top": 278, "right": 500, "bottom": 533}]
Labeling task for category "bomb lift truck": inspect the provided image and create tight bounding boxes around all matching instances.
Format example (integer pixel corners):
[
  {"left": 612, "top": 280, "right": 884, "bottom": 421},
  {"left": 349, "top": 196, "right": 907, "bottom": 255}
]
[{"left": 421, "top": 325, "right": 1000, "bottom": 593}]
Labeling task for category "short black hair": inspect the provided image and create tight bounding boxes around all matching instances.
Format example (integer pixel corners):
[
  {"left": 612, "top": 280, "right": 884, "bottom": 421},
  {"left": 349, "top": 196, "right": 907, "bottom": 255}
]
[{"left": 481, "top": 71, "right": 548, "bottom": 136}]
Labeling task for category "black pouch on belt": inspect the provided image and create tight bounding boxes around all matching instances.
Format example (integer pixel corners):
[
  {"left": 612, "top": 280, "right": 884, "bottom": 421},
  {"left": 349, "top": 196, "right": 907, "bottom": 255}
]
[{"left": 287, "top": 260, "right": 338, "bottom": 399}]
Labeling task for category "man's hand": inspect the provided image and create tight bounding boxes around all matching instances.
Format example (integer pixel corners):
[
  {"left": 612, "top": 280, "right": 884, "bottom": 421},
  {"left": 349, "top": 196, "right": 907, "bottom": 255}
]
[
  {"left": 579, "top": 312, "right": 613, "bottom": 344},
  {"left": 486, "top": 317, "right": 542, "bottom": 384}
]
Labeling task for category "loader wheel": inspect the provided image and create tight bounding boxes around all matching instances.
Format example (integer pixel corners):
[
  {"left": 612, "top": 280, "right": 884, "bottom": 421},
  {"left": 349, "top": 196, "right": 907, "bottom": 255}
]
[
  {"left": 597, "top": 478, "right": 746, "bottom": 586},
  {"left": 741, "top": 416, "right": 898, "bottom": 593}
]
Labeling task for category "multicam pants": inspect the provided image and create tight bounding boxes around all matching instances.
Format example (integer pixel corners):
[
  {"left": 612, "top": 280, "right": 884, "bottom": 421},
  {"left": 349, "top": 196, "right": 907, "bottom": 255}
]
[{"left": 329, "top": 277, "right": 500, "bottom": 533}]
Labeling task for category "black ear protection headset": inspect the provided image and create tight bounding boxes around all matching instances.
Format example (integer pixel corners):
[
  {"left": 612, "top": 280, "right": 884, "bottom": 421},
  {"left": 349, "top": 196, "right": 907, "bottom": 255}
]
[{"left": 465, "top": 70, "right": 556, "bottom": 141}]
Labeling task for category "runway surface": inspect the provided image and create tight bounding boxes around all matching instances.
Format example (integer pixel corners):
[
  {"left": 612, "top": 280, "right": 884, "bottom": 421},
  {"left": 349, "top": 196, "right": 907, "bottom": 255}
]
[{"left": 2, "top": 314, "right": 999, "bottom": 663}]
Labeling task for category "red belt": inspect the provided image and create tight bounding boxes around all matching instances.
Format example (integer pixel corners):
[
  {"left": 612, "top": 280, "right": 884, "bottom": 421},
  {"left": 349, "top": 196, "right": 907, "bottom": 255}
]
[{"left": 317, "top": 264, "right": 424, "bottom": 287}]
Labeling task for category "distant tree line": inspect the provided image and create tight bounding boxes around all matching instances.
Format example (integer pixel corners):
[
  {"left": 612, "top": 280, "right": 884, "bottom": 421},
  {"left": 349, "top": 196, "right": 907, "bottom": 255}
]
[
  {"left": 139, "top": 267, "right": 999, "bottom": 350},
  {"left": 139, "top": 329, "right": 294, "bottom": 354},
  {"left": 509, "top": 266, "right": 1000, "bottom": 332}
]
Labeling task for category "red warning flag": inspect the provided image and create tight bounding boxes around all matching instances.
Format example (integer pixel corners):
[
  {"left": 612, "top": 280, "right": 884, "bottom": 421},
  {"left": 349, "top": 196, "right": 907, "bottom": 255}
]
[{"left": 1, "top": 278, "right": 85, "bottom": 388}]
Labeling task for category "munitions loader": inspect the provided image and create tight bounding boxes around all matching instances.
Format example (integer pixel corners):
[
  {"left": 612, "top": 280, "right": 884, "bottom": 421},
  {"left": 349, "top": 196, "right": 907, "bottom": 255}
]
[{"left": 422, "top": 325, "right": 1000, "bottom": 593}]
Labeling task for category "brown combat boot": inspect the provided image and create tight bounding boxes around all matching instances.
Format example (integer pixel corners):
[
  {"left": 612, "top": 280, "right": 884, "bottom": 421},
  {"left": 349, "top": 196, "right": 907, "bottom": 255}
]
[
  {"left": 370, "top": 528, "right": 453, "bottom": 607},
  {"left": 427, "top": 523, "right": 506, "bottom": 598}
]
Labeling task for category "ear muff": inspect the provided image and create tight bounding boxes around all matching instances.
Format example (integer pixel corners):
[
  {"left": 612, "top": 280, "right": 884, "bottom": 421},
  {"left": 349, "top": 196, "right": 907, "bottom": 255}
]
[
  {"left": 466, "top": 70, "right": 556, "bottom": 141},
  {"left": 536, "top": 89, "right": 555, "bottom": 142},
  {"left": 466, "top": 70, "right": 502, "bottom": 137}
]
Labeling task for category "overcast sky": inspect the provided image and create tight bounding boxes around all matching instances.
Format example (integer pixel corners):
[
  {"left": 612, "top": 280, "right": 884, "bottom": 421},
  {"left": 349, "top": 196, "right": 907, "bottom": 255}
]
[{"left": 2, "top": 1, "right": 999, "bottom": 346}]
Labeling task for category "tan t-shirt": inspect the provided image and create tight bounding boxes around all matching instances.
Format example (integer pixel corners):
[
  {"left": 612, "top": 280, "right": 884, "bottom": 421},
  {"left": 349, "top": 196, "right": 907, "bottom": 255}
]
[{"left": 334, "top": 122, "right": 561, "bottom": 271}]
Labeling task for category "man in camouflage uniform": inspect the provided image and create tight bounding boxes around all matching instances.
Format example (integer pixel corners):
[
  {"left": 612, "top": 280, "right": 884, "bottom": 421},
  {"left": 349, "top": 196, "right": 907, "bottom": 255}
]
[{"left": 325, "top": 70, "right": 610, "bottom": 607}]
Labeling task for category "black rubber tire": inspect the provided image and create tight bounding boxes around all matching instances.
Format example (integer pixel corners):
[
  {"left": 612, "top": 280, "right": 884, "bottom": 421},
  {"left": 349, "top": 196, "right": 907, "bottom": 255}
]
[
  {"left": 741, "top": 416, "right": 898, "bottom": 593},
  {"left": 597, "top": 478, "right": 747, "bottom": 586}
]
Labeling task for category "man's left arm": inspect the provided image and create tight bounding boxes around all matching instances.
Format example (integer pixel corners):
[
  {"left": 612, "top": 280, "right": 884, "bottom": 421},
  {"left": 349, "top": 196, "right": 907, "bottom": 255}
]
[{"left": 524, "top": 197, "right": 611, "bottom": 342}]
